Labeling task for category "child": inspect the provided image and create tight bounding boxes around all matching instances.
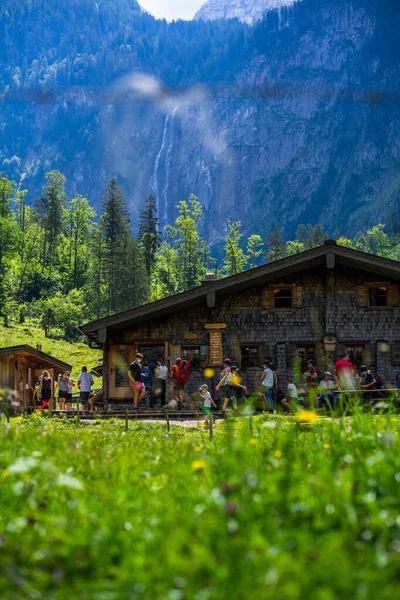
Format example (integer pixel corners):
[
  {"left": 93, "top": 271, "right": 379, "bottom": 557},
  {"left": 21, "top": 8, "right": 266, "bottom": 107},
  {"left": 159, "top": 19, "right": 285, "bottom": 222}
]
[
  {"left": 285, "top": 377, "right": 305, "bottom": 412},
  {"left": 198, "top": 384, "right": 217, "bottom": 427}
]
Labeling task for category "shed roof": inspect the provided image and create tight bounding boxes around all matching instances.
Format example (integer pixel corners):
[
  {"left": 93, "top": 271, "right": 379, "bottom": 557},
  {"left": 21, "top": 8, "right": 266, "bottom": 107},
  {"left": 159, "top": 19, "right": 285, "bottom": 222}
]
[
  {"left": 0, "top": 345, "right": 72, "bottom": 371},
  {"left": 79, "top": 240, "right": 400, "bottom": 345}
]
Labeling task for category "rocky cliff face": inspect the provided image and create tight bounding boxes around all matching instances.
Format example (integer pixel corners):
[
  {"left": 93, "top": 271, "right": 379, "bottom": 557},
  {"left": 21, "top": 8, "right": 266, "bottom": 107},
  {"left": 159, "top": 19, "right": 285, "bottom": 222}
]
[
  {"left": 1, "top": 0, "right": 399, "bottom": 243},
  {"left": 195, "top": 0, "right": 298, "bottom": 24}
]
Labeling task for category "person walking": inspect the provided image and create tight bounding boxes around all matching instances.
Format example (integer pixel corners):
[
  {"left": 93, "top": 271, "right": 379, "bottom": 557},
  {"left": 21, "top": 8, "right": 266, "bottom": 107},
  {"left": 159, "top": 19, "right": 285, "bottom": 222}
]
[
  {"left": 39, "top": 371, "right": 52, "bottom": 410},
  {"left": 155, "top": 358, "right": 168, "bottom": 408},
  {"left": 261, "top": 359, "right": 275, "bottom": 413},
  {"left": 78, "top": 366, "right": 94, "bottom": 411},
  {"left": 198, "top": 384, "right": 217, "bottom": 428},
  {"left": 216, "top": 358, "right": 232, "bottom": 410},
  {"left": 128, "top": 353, "right": 146, "bottom": 409},
  {"left": 55, "top": 371, "right": 70, "bottom": 411},
  {"left": 171, "top": 358, "right": 190, "bottom": 410}
]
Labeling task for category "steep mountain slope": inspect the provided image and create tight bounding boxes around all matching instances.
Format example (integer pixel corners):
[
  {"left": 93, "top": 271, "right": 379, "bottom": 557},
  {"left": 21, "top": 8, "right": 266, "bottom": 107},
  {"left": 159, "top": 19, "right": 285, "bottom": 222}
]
[
  {"left": 0, "top": 0, "right": 399, "bottom": 242},
  {"left": 195, "top": 0, "right": 298, "bottom": 24}
]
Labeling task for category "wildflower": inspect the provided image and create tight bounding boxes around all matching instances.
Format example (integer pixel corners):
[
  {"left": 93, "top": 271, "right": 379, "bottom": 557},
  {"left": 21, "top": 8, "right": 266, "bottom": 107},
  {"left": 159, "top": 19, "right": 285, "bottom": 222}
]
[
  {"left": 274, "top": 450, "right": 283, "bottom": 459},
  {"left": 3, "top": 470, "right": 9, "bottom": 478},
  {"left": 347, "top": 437, "right": 353, "bottom": 442},
  {"left": 323, "top": 444, "right": 330, "bottom": 449},
  {"left": 249, "top": 438, "right": 258, "bottom": 446},
  {"left": 192, "top": 460, "right": 207, "bottom": 472},
  {"left": 203, "top": 368, "right": 215, "bottom": 378},
  {"left": 295, "top": 411, "right": 318, "bottom": 424},
  {"left": 194, "top": 446, "right": 202, "bottom": 452},
  {"left": 199, "top": 423, "right": 207, "bottom": 429}
]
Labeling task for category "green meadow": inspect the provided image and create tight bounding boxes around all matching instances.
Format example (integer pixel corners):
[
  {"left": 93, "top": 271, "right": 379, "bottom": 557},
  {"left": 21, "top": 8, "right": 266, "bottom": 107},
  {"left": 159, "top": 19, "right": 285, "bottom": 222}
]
[{"left": 1, "top": 413, "right": 400, "bottom": 599}]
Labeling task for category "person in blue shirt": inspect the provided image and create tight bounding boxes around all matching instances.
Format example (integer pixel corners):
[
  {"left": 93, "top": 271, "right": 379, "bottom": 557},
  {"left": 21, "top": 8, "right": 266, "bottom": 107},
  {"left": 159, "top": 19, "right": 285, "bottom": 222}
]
[{"left": 141, "top": 360, "right": 153, "bottom": 410}]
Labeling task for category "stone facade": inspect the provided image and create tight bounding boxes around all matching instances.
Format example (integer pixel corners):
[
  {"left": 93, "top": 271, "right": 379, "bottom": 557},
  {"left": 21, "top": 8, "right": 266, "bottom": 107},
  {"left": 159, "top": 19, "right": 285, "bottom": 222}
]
[{"left": 100, "top": 261, "right": 400, "bottom": 402}]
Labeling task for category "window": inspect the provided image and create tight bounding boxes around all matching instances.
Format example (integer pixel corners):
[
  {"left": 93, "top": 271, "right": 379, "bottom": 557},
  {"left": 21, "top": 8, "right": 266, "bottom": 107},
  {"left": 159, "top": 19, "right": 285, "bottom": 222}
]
[
  {"left": 240, "top": 346, "right": 260, "bottom": 368},
  {"left": 182, "top": 346, "right": 201, "bottom": 369},
  {"left": 345, "top": 344, "right": 365, "bottom": 369},
  {"left": 274, "top": 288, "right": 292, "bottom": 309},
  {"left": 369, "top": 286, "right": 387, "bottom": 307},
  {"left": 297, "top": 344, "right": 315, "bottom": 372}
]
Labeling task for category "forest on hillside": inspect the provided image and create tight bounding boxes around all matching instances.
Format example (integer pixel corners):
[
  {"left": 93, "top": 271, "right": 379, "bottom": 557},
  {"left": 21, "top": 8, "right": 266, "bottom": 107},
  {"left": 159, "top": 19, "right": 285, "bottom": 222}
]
[{"left": 1, "top": 172, "right": 400, "bottom": 342}]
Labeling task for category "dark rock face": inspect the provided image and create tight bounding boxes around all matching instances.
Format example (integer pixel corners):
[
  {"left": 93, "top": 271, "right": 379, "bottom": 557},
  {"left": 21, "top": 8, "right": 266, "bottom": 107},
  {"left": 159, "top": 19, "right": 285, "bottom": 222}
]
[{"left": 1, "top": 0, "right": 399, "bottom": 242}]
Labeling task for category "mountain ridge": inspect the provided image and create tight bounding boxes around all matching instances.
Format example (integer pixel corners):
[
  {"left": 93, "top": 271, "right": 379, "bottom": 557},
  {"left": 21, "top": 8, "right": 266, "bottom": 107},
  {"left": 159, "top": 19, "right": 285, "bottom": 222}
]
[
  {"left": 0, "top": 0, "right": 399, "bottom": 242},
  {"left": 195, "top": 0, "right": 298, "bottom": 24}
]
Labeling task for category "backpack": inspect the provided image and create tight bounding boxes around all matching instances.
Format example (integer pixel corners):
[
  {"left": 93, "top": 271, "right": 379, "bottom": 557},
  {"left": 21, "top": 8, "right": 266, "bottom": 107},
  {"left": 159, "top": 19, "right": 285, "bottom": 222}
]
[{"left": 177, "top": 360, "right": 190, "bottom": 384}]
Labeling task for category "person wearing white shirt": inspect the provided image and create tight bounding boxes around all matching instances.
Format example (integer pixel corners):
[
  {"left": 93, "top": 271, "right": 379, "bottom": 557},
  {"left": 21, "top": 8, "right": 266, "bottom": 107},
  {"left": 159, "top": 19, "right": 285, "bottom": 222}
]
[
  {"left": 78, "top": 366, "right": 94, "bottom": 409},
  {"left": 155, "top": 358, "right": 168, "bottom": 408}
]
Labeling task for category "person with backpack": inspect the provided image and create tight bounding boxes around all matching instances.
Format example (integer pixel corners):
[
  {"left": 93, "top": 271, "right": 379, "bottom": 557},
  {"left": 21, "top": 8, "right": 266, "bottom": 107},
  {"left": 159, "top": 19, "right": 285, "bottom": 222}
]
[
  {"left": 171, "top": 358, "right": 190, "bottom": 410},
  {"left": 39, "top": 371, "right": 52, "bottom": 409}
]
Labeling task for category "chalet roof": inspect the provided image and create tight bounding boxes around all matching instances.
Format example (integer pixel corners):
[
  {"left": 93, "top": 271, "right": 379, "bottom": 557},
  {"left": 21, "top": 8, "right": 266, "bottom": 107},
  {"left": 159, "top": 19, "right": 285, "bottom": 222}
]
[
  {"left": 0, "top": 345, "right": 72, "bottom": 372},
  {"left": 79, "top": 240, "right": 400, "bottom": 345}
]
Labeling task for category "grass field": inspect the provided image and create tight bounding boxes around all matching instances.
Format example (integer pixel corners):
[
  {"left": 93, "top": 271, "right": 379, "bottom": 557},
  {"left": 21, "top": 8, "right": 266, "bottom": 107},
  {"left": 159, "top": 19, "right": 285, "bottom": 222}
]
[
  {"left": 0, "top": 322, "right": 102, "bottom": 375},
  {"left": 1, "top": 413, "right": 400, "bottom": 599}
]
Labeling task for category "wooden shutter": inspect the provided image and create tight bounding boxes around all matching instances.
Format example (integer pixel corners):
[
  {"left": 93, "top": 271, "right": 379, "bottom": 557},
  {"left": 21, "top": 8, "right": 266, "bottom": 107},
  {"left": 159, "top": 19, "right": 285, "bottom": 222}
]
[
  {"left": 388, "top": 284, "right": 399, "bottom": 306},
  {"left": 292, "top": 286, "right": 303, "bottom": 309},
  {"left": 356, "top": 285, "right": 369, "bottom": 308},
  {"left": 262, "top": 288, "right": 274, "bottom": 310}
]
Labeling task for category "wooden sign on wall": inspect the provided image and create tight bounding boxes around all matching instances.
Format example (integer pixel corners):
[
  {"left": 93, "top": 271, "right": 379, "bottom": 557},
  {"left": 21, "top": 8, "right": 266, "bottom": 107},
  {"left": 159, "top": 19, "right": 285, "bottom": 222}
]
[{"left": 209, "top": 331, "right": 223, "bottom": 365}]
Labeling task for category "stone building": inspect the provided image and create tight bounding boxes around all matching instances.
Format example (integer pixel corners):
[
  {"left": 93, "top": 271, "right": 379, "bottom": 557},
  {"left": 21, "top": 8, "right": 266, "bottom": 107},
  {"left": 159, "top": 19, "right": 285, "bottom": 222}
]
[{"left": 79, "top": 241, "right": 400, "bottom": 402}]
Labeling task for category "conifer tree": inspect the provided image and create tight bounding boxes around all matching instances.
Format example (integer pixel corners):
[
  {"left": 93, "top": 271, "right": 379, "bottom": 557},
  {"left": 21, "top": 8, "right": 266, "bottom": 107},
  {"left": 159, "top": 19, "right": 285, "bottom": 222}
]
[
  {"left": 40, "top": 170, "right": 68, "bottom": 276},
  {"left": 266, "top": 227, "right": 285, "bottom": 262},
  {"left": 101, "top": 178, "right": 131, "bottom": 315},
  {"left": 0, "top": 176, "right": 19, "bottom": 324},
  {"left": 139, "top": 195, "right": 161, "bottom": 278},
  {"left": 247, "top": 234, "right": 264, "bottom": 269},
  {"left": 223, "top": 221, "right": 248, "bottom": 275}
]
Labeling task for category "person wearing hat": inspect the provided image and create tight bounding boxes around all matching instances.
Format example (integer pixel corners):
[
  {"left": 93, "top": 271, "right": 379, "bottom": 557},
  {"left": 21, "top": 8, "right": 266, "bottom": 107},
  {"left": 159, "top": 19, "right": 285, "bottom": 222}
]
[
  {"left": 198, "top": 384, "right": 217, "bottom": 427},
  {"left": 317, "top": 371, "right": 339, "bottom": 410},
  {"left": 304, "top": 359, "right": 318, "bottom": 386}
]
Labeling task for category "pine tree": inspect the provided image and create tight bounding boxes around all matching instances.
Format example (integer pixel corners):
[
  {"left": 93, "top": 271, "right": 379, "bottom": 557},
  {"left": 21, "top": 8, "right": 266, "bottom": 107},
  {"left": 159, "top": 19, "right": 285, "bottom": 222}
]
[
  {"left": 40, "top": 170, "right": 68, "bottom": 276},
  {"left": 100, "top": 178, "right": 131, "bottom": 315},
  {"left": 139, "top": 195, "right": 161, "bottom": 278},
  {"left": 223, "top": 221, "right": 248, "bottom": 276},
  {"left": 266, "top": 227, "right": 285, "bottom": 262},
  {"left": 247, "top": 234, "right": 264, "bottom": 269}
]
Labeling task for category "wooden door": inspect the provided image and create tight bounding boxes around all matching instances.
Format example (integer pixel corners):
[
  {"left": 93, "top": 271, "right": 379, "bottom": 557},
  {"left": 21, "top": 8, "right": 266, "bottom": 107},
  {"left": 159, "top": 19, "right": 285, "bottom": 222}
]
[{"left": 108, "top": 345, "right": 137, "bottom": 400}]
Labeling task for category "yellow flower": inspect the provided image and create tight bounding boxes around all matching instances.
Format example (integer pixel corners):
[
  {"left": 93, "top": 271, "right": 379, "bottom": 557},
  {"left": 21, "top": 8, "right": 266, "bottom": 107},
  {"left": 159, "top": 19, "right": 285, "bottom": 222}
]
[
  {"left": 323, "top": 444, "right": 330, "bottom": 449},
  {"left": 295, "top": 411, "right": 319, "bottom": 424},
  {"left": 2, "top": 470, "right": 9, "bottom": 478},
  {"left": 249, "top": 438, "right": 258, "bottom": 446},
  {"left": 203, "top": 368, "right": 215, "bottom": 379},
  {"left": 274, "top": 450, "right": 283, "bottom": 459},
  {"left": 194, "top": 446, "right": 202, "bottom": 452},
  {"left": 192, "top": 460, "right": 207, "bottom": 472},
  {"left": 347, "top": 437, "right": 353, "bottom": 442}
]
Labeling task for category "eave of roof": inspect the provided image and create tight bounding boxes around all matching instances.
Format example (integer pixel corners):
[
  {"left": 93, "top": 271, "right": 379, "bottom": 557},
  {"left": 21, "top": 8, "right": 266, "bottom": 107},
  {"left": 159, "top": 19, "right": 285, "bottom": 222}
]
[
  {"left": 0, "top": 345, "right": 72, "bottom": 371},
  {"left": 78, "top": 242, "right": 400, "bottom": 340}
]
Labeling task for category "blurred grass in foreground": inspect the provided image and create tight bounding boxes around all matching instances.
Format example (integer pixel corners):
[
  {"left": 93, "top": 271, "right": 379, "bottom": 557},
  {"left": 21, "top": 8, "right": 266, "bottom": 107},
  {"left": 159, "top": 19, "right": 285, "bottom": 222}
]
[{"left": 1, "top": 413, "right": 400, "bottom": 599}]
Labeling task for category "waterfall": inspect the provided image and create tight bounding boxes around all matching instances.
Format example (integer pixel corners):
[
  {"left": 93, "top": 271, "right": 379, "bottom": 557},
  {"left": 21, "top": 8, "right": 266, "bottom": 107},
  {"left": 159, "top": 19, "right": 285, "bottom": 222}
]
[
  {"left": 163, "top": 105, "right": 179, "bottom": 225},
  {"left": 150, "top": 113, "right": 170, "bottom": 215}
]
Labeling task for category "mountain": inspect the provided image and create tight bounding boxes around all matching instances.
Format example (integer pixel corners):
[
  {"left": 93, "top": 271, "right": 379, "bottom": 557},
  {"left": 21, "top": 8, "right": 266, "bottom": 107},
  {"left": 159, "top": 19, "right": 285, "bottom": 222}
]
[
  {"left": 195, "top": 0, "right": 298, "bottom": 24},
  {"left": 1, "top": 0, "right": 399, "bottom": 243}
]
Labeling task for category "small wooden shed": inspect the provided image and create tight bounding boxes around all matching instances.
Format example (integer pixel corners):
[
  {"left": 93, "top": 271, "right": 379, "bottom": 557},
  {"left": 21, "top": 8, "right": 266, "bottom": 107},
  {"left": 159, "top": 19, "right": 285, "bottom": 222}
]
[{"left": 0, "top": 345, "right": 72, "bottom": 411}]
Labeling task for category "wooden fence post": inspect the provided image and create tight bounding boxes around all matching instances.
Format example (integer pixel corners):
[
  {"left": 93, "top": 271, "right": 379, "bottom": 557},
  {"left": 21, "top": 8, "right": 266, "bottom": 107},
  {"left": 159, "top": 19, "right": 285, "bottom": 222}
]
[
  {"left": 77, "top": 398, "right": 80, "bottom": 424},
  {"left": 209, "top": 414, "right": 213, "bottom": 440},
  {"left": 166, "top": 409, "right": 170, "bottom": 432},
  {"left": 125, "top": 407, "right": 129, "bottom": 431}
]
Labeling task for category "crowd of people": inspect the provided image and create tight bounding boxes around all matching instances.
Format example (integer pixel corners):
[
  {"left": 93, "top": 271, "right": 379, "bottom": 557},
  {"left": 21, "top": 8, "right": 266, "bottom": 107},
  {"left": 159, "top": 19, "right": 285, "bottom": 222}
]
[
  {"left": 34, "top": 366, "right": 98, "bottom": 411},
  {"left": 33, "top": 352, "right": 400, "bottom": 419}
]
